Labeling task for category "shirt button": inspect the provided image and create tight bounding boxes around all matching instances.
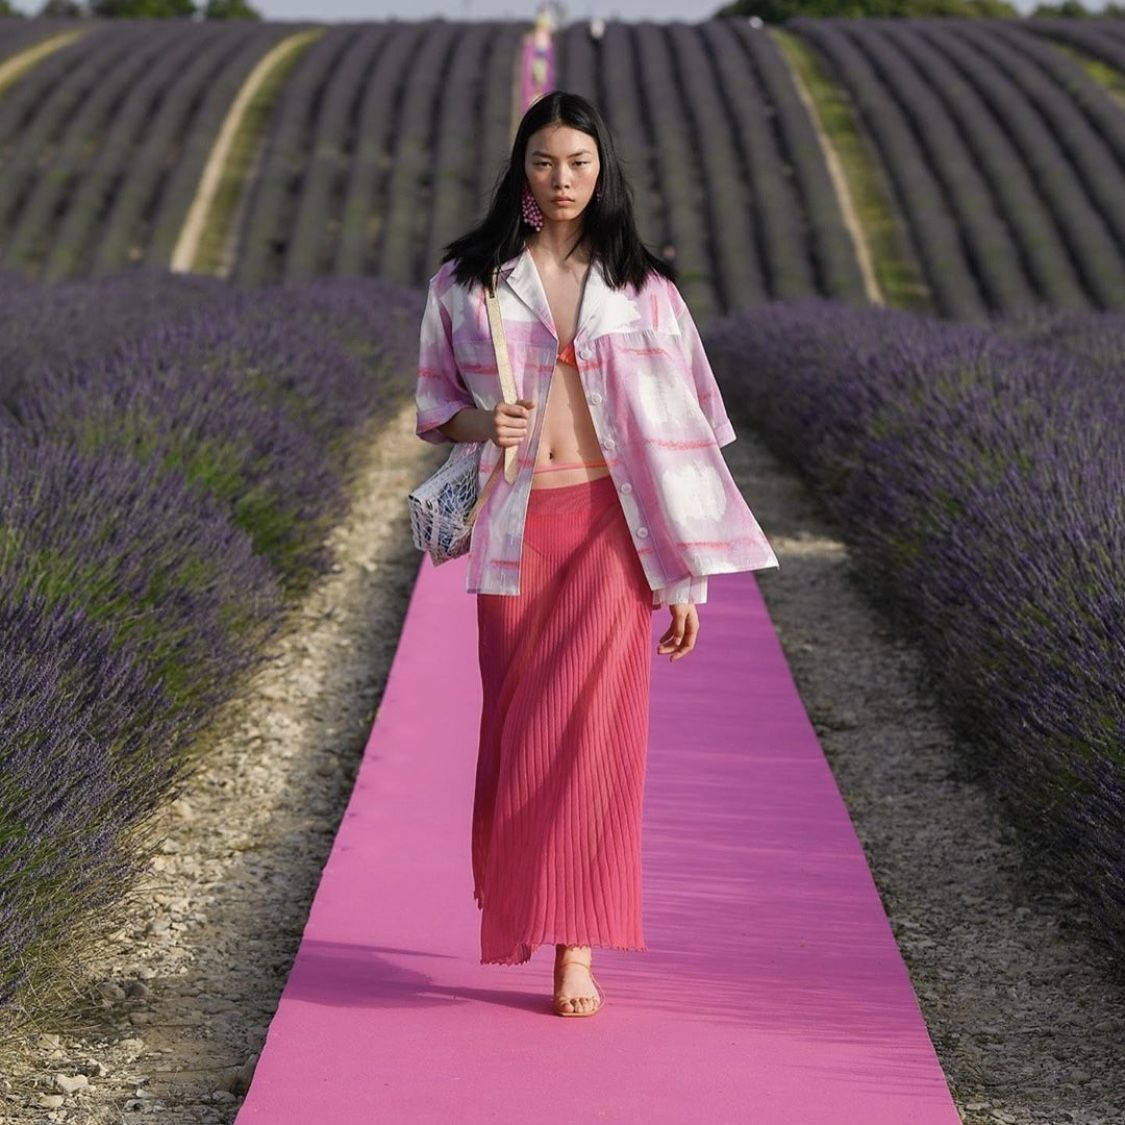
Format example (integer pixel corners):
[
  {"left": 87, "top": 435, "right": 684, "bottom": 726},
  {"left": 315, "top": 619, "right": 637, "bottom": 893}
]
[
  {"left": 619, "top": 481, "right": 632, "bottom": 494},
  {"left": 580, "top": 347, "right": 593, "bottom": 360},
  {"left": 588, "top": 392, "right": 602, "bottom": 405},
  {"left": 601, "top": 437, "right": 615, "bottom": 450},
  {"left": 636, "top": 526, "right": 649, "bottom": 537}
]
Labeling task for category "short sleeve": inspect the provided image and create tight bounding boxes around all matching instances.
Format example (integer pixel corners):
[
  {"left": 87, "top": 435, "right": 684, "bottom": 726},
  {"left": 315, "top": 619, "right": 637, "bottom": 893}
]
[
  {"left": 669, "top": 285, "right": 736, "bottom": 448},
  {"left": 415, "top": 280, "right": 476, "bottom": 445},
  {"left": 652, "top": 574, "right": 708, "bottom": 608}
]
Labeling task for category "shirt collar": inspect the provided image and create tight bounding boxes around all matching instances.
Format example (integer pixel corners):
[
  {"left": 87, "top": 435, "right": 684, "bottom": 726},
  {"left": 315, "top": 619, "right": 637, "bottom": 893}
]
[{"left": 496, "top": 242, "right": 608, "bottom": 346}]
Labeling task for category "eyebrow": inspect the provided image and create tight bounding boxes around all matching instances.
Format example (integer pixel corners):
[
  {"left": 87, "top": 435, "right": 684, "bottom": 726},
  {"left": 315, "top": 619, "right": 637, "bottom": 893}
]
[{"left": 530, "top": 149, "right": 593, "bottom": 157}]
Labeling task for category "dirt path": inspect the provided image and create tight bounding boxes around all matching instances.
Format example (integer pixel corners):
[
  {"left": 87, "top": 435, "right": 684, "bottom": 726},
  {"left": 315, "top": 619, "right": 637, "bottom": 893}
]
[{"left": 1, "top": 405, "right": 1121, "bottom": 1124}]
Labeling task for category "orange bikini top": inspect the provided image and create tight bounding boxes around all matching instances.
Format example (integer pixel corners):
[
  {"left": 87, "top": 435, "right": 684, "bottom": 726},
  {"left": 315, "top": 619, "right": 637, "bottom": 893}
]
[
  {"left": 557, "top": 337, "right": 578, "bottom": 367},
  {"left": 534, "top": 336, "right": 606, "bottom": 473}
]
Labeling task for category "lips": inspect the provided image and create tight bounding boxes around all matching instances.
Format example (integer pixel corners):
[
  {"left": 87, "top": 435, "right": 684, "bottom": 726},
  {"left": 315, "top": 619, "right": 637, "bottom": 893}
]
[{"left": 552, "top": 197, "right": 574, "bottom": 203}]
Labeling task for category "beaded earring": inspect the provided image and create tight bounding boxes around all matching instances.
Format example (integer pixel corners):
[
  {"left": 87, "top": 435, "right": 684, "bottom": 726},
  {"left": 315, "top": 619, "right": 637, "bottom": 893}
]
[{"left": 521, "top": 181, "right": 544, "bottom": 230}]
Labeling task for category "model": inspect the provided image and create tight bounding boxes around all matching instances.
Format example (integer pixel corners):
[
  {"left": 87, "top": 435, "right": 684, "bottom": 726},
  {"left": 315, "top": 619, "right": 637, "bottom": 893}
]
[{"left": 414, "top": 90, "right": 779, "bottom": 1017}]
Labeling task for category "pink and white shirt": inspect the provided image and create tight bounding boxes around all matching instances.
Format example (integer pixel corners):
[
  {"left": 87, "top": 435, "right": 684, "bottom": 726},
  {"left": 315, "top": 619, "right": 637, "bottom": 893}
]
[{"left": 415, "top": 243, "right": 779, "bottom": 606}]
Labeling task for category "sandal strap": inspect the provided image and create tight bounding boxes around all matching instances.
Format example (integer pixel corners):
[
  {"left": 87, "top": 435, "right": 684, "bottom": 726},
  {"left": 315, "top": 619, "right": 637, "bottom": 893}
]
[{"left": 553, "top": 973, "right": 604, "bottom": 1001}]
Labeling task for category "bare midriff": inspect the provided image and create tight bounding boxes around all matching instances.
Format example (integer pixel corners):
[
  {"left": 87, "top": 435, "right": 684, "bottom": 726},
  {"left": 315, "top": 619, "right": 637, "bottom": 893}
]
[{"left": 530, "top": 339, "right": 610, "bottom": 490}]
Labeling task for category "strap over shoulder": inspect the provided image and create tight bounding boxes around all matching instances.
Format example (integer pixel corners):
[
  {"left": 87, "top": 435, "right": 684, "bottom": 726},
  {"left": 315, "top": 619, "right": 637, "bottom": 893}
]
[{"left": 484, "top": 267, "right": 519, "bottom": 485}]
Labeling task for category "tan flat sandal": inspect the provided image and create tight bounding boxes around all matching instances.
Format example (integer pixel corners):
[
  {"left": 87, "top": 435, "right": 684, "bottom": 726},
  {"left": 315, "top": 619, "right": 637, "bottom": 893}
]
[{"left": 553, "top": 959, "right": 606, "bottom": 1018}]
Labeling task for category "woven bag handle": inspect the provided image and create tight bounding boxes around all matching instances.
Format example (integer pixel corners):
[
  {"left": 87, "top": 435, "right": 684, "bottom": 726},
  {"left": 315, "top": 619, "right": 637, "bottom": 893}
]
[{"left": 463, "top": 266, "right": 520, "bottom": 527}]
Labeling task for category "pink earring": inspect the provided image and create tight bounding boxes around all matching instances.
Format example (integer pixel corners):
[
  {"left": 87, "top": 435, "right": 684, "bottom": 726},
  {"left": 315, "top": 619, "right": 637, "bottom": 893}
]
[{"left": 521, "top": 181, "right": 544, "bottom": 230}]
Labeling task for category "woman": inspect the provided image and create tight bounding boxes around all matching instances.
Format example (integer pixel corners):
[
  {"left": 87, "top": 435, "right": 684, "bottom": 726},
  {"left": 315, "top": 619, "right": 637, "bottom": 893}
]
[{"left": 414, "top": 92, "right": 778, "bottom": 1016}]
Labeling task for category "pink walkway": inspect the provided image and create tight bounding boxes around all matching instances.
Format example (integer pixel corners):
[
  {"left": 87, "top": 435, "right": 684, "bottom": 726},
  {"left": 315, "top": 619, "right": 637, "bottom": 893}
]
[{"left": 235, "top": 554, "right": 961, "bottom": 1124}]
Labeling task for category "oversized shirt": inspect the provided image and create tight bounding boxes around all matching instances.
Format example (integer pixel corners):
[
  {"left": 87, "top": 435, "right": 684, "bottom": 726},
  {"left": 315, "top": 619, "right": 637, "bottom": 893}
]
[{"left": 414, "top": 243, "right": 780, "bottom": 606}]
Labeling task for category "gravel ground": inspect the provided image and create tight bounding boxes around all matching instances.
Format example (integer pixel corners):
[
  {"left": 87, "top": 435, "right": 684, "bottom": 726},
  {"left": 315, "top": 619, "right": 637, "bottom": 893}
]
[{"left": 1, "top": 399, "right": 1122, "bottom": 1124}]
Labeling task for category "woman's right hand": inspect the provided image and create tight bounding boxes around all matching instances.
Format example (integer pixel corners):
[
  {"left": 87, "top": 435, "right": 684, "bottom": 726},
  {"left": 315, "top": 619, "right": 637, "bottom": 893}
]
[{"left": 491, "top": 399, "right": 535, "bottom": 449}]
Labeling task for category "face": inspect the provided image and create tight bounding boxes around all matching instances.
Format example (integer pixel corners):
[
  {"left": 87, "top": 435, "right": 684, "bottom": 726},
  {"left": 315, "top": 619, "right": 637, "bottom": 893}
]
[{"left": 523, "top": 123, "right": 601, "bottom": 222}]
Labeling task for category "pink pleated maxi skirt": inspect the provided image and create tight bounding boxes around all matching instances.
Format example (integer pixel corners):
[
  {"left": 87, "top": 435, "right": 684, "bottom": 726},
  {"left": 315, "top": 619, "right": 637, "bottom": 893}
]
[{"left": 473, "top": 473, "right": 654, "bottom": 966}]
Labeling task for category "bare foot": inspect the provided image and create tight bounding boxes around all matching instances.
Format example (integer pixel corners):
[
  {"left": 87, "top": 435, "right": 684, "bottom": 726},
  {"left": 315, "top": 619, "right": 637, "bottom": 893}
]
[{"left": 553, "top": 943, "right": 600, "bottom": 1014}]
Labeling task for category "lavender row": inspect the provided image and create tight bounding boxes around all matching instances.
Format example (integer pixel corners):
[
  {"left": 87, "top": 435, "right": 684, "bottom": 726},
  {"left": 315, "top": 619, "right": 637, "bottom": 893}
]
[
  {"left": 231, "top": 21, "right": 520, "bottom": 287},
  {"left": 1026, "top": 17, "right": 1125, "bottom": 76},
  {"left": 421, "top": 23, "right": 497, "bottom": 286},
  {"left": 706, "top": 297, "right": 1124, "bottom": 961},
  {"left": 874, "top": 19, "right": 1086, "bottom": 310},
  {"left": 0, "top": 21, "right": 291, "bottom": 281},
  {"left": 0, "top": 14, "right": 65, "bottom": 57},
  {"left": 791, "top": 19, "right": 986, "bottom": 320},
  {"left": 0, "top": 268, "right": 421, "bottom": 1014},
  {"left": 79, "top": 23, "right": 292, "bottom": 281},
  {"left": 841, "top": 21, "right": 1038, "bottom": 314},
  {"left": 724, "top": 19, "right": 861, "bottom": 304},
  {"left": 0, "top": 23, "right": 170, "bottom": 277},
  {"left": 633, "top": 23, "right": 718, "bottom": 318},
  {"left": 791, "top": 16, "right": 1125, "bottom": 317},
  {"left": 928, "top": 20, "right": 1125, "bottom": 307}
]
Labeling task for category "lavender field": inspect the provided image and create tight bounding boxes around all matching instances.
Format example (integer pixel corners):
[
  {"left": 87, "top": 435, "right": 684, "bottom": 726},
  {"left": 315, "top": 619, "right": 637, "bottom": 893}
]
[
  {"left": 0, "top": 11, "right": 1123, "bottom": 1085},
  {"left": 706, "top": 298, "right": 1125, "bottom": 962},
  {"left": 0, "top": 267, "right": 419, "bottom": 1015},
  {"left": 3, "top": 15, "right": 1122, "bottom": 323}
]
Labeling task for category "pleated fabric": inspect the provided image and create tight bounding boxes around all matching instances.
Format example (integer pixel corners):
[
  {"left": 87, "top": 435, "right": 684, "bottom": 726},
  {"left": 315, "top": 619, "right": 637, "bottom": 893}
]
[{"left": 473, "top": 473, "right": 654, "bottom": 966}]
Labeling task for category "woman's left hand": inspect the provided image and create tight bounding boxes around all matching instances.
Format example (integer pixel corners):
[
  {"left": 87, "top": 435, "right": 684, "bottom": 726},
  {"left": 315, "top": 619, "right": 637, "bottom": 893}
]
[{"left": 657, "top": 604, "right": 698, "bottom": 661}]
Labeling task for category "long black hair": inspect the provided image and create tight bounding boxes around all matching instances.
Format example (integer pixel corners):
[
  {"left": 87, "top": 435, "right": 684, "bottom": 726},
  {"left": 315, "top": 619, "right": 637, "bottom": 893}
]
[{"left": 440, "top": 90, "right": 676, "bottom": 295}]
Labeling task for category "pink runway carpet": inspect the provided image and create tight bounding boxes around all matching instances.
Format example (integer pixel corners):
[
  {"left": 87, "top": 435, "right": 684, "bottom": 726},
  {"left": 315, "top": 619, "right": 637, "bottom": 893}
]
[{"left": 235, "top": 553, "right": 962, "bottom": 1124}]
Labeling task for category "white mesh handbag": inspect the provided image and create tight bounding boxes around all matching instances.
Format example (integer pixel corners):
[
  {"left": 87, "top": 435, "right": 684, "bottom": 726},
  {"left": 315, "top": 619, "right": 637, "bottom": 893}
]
[{"left": 408, "top": 266, "right": 519, "bottom": 566}]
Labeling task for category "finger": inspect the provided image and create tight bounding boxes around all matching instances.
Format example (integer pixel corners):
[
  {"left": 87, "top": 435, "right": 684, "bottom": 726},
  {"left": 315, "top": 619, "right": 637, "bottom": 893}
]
[
  {"left": 661, "top": 621, "right": 688, "bottom": 657},
  {"left": 667, "top": 618, "right": 695, "bottom": 657},
  {"left": 659, "top": 615, "right": 685, "bottom": 642}
]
